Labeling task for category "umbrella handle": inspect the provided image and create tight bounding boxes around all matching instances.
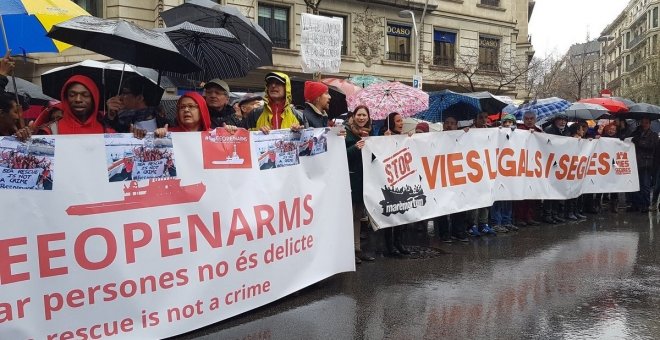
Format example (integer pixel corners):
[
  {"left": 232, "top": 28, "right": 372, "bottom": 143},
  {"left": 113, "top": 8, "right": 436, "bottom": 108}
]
[
  {"left": 0, "top": 17, "right": 21, "bottom": 126},
  {"left": 117, "top": 63, "right": 126, "bottom": 96}
]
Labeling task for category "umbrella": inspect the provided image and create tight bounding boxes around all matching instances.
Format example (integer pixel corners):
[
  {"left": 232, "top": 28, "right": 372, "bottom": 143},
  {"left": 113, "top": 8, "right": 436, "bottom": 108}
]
[
  {"left": 512, "top": 97, "right": 571, "bottom": 121},
  {"left": 611, "top": 97, "right": 636, "bottom": 107},
  {"left": 402, "top": 117, "right": 442, "bottom": 134},
  {"left": 616, "top": 103, "right": 660, "bottom": 120},
  {"left": 578, "top": 97, "right": 628, "bottom": 113},
  {"left": 347, "top": 75, "right": 388, "bottom": 88},
  {"left": 347, "top": 81, "right": 428, "bottom": 120},
  {"left": 157, "top": 21, "right": 261, "bottom": 81},
  {"left": 4, "top": 76, "right": 54, "bottom": 105},
  {"left": 320, "top": 77, "right": 362, "bottom": 97},
  {"left": 41, "top": 60, "right": 164, "bottom": 105},
  {"left": 289, "top": 76, "right": 348, "bottom": 120},
  {"left": 415, "top": 89, "right": 481, "bottom": 123},
  {"left": 538, "top": 102, "right": 611, "bottom": 125},
  {"left": 465, "top": 91, "right": 509, "bottom": 114},
  {"left": 47, "top": 16, "right": 200, "bottom": 74},
  {"left": 0, "top": 0, "right": 89, "bottom": 55},
  {"left": 161, "top": 0, "right": 272, "bottom": 67}
]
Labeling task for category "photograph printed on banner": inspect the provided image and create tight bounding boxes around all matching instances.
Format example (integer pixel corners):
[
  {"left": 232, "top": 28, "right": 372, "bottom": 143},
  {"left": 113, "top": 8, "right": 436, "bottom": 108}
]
[
  {"left": 104, "top": 133, "right": 176, "bottom": 182},
  {"left": 298, "top": 128, "right": 330, "bottom": 156},
  {"left": 0, "top": 136, "right": 55, "bottom": 190},
  {"left": 254, "top": 129, "right": 301, "bottom": 170}
]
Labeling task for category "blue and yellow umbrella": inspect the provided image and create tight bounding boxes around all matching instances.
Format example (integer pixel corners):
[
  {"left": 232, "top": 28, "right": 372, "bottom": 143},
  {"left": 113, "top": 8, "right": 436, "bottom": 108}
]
[{"left": 0, "top": 0, "right": 89, "bottom": 55}]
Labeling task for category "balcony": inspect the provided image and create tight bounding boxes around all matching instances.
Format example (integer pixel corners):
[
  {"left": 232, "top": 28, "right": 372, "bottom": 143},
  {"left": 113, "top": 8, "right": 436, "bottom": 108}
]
[
  {"left": 627, "top": 34, "right": 647, "bottom": 50},
  {"left": 607, "top": 60, "right": 618, "bottom": 72},
  {"left": 608, "top": 77, "right": 621, "bottom": 89},
  {"left": 481, "top": 0, "right": 500, "bottom": 6},
  {"left": 386, "top": 52, "right": 411, "bottom": 62},
  {"left": 433, "top": 56, "right": 455, "bottom": 67}
]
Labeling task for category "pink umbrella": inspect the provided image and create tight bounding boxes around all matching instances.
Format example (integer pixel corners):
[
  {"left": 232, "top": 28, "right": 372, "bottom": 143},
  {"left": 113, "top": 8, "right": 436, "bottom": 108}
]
[
  {"left": 347, "top": 81, "right": 429, "bottom": 120},
  {"left": 320, "top": 77, "right": 362, "bottom": 97}
]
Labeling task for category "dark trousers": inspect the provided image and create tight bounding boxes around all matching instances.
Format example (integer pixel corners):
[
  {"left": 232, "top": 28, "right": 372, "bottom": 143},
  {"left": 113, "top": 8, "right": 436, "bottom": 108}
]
[
  {"left": 433, "top": 212, "right": 467, "bottom": 238},
  {"left": 633, "top": 167, "right": 653, "bottom": 209}
]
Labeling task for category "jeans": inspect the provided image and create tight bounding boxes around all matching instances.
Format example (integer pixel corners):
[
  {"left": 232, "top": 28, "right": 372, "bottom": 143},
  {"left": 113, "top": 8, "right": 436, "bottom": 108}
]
[{"left": 491, "top": 201, "right": 512, "bottom": 225}]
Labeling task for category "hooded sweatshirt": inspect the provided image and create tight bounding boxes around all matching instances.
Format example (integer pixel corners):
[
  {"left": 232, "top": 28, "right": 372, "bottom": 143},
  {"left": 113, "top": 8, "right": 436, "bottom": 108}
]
[
  {"left": 253, "top": 72, "right": 301, "bottom": 130},
  {"left": 170, "top": 92, "right": 211, "bottom": 132},
  {"left": 35, "top": 75, "right": 106, "bottom": 135}
]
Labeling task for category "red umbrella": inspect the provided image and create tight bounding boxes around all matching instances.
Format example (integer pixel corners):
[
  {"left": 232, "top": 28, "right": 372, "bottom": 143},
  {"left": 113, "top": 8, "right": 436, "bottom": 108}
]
[{"left": 578, "top": 98, "right": 628, "bottom": 113}]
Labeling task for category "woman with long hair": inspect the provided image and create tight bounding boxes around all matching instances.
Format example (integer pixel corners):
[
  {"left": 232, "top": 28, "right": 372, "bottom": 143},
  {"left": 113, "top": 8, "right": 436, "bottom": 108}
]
[{"left": 345, "top": 105, "right": 375, "bottom": 264}]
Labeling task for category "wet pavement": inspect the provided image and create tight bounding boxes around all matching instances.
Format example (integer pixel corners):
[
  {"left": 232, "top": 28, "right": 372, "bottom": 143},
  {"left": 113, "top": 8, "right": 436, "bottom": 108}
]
[{"left": 172, "top": 210, "right": 660, "bottom": 340}]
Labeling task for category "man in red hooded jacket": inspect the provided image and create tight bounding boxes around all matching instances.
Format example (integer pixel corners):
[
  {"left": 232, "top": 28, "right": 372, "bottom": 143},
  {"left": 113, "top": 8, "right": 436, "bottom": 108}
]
[{"left": 36, "top": 75, "right": 110, "bottom": 135}]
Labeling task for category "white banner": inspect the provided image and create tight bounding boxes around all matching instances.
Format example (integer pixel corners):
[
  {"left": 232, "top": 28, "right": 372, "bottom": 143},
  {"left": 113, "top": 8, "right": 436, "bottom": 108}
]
[
  {"left": 300, "top": 13, "right": 343, "bottom": 74},
  {"left": 363, "top": 129, "right": 640, "bottom": 229},
  {"left": 0, "top": 130, "right": 354, "bottom": 339}
]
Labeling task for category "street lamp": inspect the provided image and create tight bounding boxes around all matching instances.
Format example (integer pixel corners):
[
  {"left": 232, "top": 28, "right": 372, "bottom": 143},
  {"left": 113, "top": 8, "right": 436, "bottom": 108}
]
[{"left": 398, "top": 10, "right": 420, "bottom": 88}]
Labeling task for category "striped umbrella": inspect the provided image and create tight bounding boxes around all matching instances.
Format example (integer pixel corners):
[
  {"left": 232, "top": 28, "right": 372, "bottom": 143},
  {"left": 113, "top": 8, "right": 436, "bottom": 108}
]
[
  {"left": 537, "top": 102, "right": 610, "bottom": 125},
  {"left": 158, "top": 21, "right": 261, "bottom": 81},
  {"left": 512, "top": 97, "right": 571, "bottom": 121},
  {"left": 347, "top": 81, "right": 428, "bottom": 120},
  {"left": 415, "top": 90, "right": 481, "bottom": 123}
]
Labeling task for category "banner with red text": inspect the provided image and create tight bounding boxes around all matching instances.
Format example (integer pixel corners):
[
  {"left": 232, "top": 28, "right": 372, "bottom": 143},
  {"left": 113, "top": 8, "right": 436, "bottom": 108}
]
[
  {"left": 363, "top": 129, "right": 639, "bottom": 229},
  {"left": 0, "top": 130, "right": 354, "bottom": 339}
]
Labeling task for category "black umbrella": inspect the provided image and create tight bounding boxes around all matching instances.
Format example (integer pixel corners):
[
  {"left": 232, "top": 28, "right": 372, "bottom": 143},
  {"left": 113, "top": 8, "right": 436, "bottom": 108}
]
[
  {"left": 161, "top": 0, "right": 273, "bottom": 67},
  {"left": 617, "top": 103, "right": 660, "bottom": 120},
  {"left": 40, "top": 60, "right": 164, "bottom": 106},
  {"left": 157, "top": 22, "right": 261, "bottom": 81},
  {"left": 611, "top": 96, "right": 636, "bottom": 107},
  {"left": 47, "top": 16, "right": 200, "bottom": 74},
  {"left": 465, "top": 91, "right": 509, "bottom": 114},
  {"left": 289, "top": 76, "right": 348, "bottom": 120},
  {"left": 4, "top": 76, "right": 54, "bottom": 105}
]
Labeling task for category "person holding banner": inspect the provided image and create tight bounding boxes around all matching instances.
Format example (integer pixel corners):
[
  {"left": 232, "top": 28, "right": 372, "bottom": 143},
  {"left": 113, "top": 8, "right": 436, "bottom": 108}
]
[
  {"left": 468, "top": 112, "right": 496, "bottom": 236},
  {"left": 105, "top": 75, "right": 167, "bottom": 134},
  {"left": 378, "top": 112, "right": 411, "bottom": 255},
  {"left": 491, "top": 114, "right": 519, "bottom": 233},
  {"left": 542, "top": 113, "right": 570, "bottom": 224},
  {"left": 629, "top": 117, "right": 657, "bottom": 213},
  {"left": 35, "top": 75, "right": 112, "bottom": 135},
  {"left": 245, "top": 72, "right": 306, "bottom": 134},
  {"left": 302, "top": 81, "right": 331, "bottom": 128},
  {"left": 203, "top": 79, "right": 243, "bottom": 128},
  {"left": 345, "top": 105, "right": 376, "bottom": 264},
  {"left": 0, "top": 93, "right": 31, "bottom": 140},
  {"left": 155, "top": 92, "right": 211, "bottom": 134},
  {"left": 514, "top": 110, "right": 542, "bottom": 226},
  {"left": 564, "top": 122, "right": 589, "bottom": 221}
]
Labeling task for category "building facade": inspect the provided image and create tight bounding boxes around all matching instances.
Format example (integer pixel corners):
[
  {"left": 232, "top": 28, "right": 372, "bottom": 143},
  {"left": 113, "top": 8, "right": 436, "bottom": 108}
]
[
  {"left": 600, "top": 0, "right": 660, "bottom": 104},
  {"left": 21, "top": 0, "right": 535, "bottom": 97}
]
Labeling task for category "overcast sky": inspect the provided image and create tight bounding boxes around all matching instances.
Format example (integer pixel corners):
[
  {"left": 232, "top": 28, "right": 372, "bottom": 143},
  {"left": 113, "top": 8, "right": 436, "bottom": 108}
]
[{"left": 529, "top": 0, "right": 630, "bottom": 57}]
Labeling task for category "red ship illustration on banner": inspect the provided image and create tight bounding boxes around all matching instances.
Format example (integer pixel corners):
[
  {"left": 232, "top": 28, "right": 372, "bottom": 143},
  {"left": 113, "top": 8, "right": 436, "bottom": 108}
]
[{"left": 66, "top": 178, "right": 206, "bottom": 216}]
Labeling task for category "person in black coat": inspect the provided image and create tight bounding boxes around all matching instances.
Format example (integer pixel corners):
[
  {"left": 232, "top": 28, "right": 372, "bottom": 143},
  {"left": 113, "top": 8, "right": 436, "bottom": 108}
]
[
  {"left": 345, "top": 105, "right": 375, "bottom": 264},
  {"left": 302, "top": 81, "right": 330, "bottom": 128},
  {"left": 630, "top": 117, "right": 658, "bottom": 212},
  {"left": 542, "top": 113, "right": 570, "bottom": 224}
]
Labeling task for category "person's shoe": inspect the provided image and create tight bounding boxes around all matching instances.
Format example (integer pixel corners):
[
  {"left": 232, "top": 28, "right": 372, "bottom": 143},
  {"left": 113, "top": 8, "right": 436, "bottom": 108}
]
[
  {"left": 543, "top": 216, "right": 557, "bottom": 224},
  {"left": 385, "top": 248, "right": 401, "bottom": 257},
  {"left": 505, "top": 224, "right": 519, "bottom": 231},
  {"left": 493, "top": 224, "right": 508, "bottom": 233},
  {"left": 452, "top": 231, "right": 470, "bottom": 242},
  {"left": 516, "top": 220, "right": 528, "bottom": 227},
  {"left": 575, "top": 212, "right": 587, "bottom": 219},
  {"left": 355, "top": 256, "right": 362, "bottom": 264},
  {"left": 479, "top": 224, "right": 497, "bottom": 235},
  {"left": 440, "top": 234, "right": 454, "bottom": 243},
  {"left": 395, "top": 245, "right": 411, "bottom": 255},
  {"left": 357, "top": 252, "right": 375, "bottom": 262},
  {"left": 527, "top": 219, "right": 541, "bottom": 226},
  {"left": 565, "top": 213, "right": 578, "bottom": 221},
  {"left": 468, "top": 225, "right": 481, "bottom": 237},
  {"left": 553, "top": 216, "right": 566, "bottom": 223}
]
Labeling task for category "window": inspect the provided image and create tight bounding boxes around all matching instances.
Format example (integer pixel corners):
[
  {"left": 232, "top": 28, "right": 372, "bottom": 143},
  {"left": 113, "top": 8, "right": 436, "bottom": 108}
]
[
  {"left": 653, "top": 7, "right": 659, "bottom": 28},
  {"left": 386, "top": 23, "right": 412, "bottom": 62},
  {"left": 73, "top": 0, "right": 102, "bottom": 17},
  {"left": 479, "top": 36, "right": 499, "bottom": 71},
  {"left": 319, "top": 12, "right": 348, "bottom": 55},
  {"left": 480, "top": 0, "right": 500, "bottom": 6},
  {"left": 258, "top": 4, "right": 289, "bottom": 49},
  {"left": 433, "top": 30, "right": 456, "bottom": 67}
]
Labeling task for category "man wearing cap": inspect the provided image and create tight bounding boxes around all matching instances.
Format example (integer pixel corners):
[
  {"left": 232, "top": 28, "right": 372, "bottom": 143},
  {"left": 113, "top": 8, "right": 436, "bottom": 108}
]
[
  {"left": 204, "top": 78, "right": 240, "bottom": 128},
  {"left": 543, "top": 113, "right": 571, "bottom": 136},
  {"left": 245, "top": 72, "right": 305, "bottom": 133},
  {"left": 302, "top": 81, "right": 331, "bottom": 128},
  {"left": 231, "top": 93, "right": 262, "bottom": 128}
]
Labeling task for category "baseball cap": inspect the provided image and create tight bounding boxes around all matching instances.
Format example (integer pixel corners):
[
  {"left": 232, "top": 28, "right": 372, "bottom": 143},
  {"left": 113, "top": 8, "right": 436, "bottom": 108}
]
[
  {"left": 238, "top": 93, "right": 263, "bottom": 106},
  {"left": 204, "top": 79, "right": 230, "bottom": 93},
  {"left": 265, "top": 72, "right": 286, "bottom": 84}
]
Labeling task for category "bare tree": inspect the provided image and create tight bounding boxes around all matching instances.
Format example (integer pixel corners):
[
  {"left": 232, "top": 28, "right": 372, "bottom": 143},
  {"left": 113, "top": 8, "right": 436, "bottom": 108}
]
[{"left": 303, "top": 0, "right": 322, "bottom": 14}]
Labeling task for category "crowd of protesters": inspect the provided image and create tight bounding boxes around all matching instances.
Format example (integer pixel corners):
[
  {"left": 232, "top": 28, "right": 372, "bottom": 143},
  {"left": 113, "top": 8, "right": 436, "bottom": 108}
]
[{"left": 0, "top": 49, "right": 657, "bottom": 266}]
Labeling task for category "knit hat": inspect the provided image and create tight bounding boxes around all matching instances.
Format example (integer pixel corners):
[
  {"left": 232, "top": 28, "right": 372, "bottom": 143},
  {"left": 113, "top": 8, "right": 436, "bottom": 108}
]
[
  {"left": 304, "top": 81, "right": 328, "bottom": 103},
  {"left": 502, "top": 114, "right": 516, "bottom": 122},
  {"left": 415, "top": 122, "right": 430, "bottom": 133}
]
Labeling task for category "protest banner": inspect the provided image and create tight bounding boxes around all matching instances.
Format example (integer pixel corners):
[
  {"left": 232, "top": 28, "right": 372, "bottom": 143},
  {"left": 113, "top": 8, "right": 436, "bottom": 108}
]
[
  {"left": 0, "top": 129, "right": 354, "bottom": 339},
  {"left": 300, "top": 13, "right": 343, "bottom": 74},
  {"left": 363, "top": 129, "right": 640, "bottom": 229},
  {"left": 0, "top": 137, "right": 55, "bottom": 191}
]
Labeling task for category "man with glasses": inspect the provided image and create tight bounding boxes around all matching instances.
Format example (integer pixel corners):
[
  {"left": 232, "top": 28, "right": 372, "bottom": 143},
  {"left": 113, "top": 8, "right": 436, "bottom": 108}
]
[
  {"left": 105, "top": 76, "right": 166, "bottom": 133},
  {"left": 204, "top": 78, "right": 243, "bottom": 128}
]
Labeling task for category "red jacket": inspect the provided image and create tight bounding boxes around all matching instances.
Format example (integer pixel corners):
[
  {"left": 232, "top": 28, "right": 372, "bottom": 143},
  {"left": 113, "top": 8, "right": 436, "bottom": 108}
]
[{"left": 170, "top": 92, "right": 211, "bottom": 132}]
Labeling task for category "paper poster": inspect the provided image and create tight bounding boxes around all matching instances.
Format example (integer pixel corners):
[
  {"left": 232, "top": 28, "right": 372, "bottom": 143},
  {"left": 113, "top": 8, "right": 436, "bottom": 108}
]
[
  {"left": 0, "top": 136, "right": 55, "bottom": 190},
  {"left": 253, "top": 130, "right": 301, "bottom": 170},
  {"left": 201, "top": 128, "right": 252, "bottom": 169},
  {"left": 298, "top": 128, "right": 330, "bottom": 156},
  {"left": 105, "top": 133, "right": 176, "bottom": 182}
]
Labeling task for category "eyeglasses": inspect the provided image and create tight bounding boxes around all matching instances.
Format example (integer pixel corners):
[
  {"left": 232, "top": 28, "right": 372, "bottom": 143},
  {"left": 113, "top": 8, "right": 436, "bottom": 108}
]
[{"left": 178, "top": 104, "right": 199, "bottom": 111}]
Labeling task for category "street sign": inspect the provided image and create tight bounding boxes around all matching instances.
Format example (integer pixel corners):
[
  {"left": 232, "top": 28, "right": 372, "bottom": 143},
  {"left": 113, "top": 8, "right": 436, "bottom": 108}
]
[{"left": 412, "top": 75, "right": 422, "bottom": 89}]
